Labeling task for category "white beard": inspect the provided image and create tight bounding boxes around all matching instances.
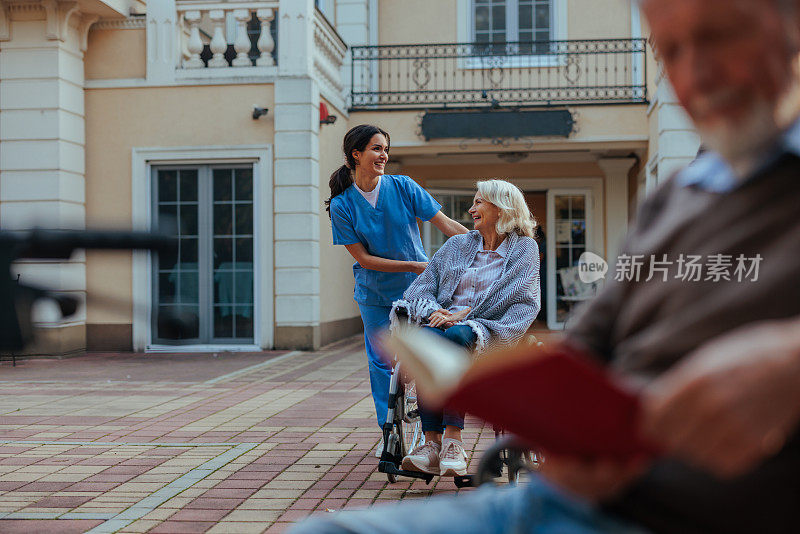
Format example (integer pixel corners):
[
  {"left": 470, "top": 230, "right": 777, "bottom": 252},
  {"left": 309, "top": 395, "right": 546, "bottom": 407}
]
[{"left": 695, "top": 98, "right": 781, "bottom": 176}]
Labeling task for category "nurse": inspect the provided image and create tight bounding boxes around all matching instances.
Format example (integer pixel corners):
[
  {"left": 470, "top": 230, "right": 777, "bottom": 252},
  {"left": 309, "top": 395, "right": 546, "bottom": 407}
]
[{"left": 326, "top": 124, "right": 468, "bottom": 439}]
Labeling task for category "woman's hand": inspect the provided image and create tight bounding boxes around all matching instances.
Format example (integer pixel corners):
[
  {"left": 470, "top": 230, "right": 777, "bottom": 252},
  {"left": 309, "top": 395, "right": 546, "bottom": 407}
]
[
  {"left": 427, "top": 307, "right": 471, "bottom": 329},
  {"left": 409, "top": 261, "right": 428, "bottom": 275},
  {"left": 427, "top": 309, "right": 452, "bottom": 328},
  {"left": 447, "top": 307, "right": 471, "bottom": 324}
]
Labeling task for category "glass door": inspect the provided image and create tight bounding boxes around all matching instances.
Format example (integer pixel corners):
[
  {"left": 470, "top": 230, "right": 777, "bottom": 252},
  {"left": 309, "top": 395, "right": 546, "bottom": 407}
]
[
  {"left": 152, "top": 165, "right": 254, "bottom": 345},
  {"left": 211, "top": 167, "right": 254, "bottom": 342},
  {"left": 546, "top": 189, "right": 592, "bottom": 330}
]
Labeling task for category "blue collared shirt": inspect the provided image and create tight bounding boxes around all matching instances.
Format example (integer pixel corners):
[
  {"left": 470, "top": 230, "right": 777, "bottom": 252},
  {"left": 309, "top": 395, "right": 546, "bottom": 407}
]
[{"left": 677, "top": 118, "right": 800, "bottom": 193}]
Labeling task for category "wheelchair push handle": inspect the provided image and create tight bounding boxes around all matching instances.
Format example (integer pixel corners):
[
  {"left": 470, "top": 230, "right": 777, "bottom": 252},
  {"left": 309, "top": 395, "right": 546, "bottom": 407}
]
[{"left": 0, "top": 228, "right": 175, "bottom": 260}]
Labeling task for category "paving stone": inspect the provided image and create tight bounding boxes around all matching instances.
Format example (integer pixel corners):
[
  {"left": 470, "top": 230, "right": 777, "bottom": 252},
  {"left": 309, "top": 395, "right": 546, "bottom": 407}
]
[
  {"left": 0, "top": 337, "right": 503, "bottom": 533},
  {"left": 149, "top": 520, "right": 216, "bottom": 533},
  {"left": 206, "top": 521, "right": 269, "bottom": 534}
]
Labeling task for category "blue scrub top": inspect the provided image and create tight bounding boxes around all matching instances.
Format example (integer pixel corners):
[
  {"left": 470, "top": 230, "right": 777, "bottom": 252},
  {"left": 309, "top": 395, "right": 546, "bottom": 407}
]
[{"left": 329, "top": 175, "right": 441, "bottom": 306}]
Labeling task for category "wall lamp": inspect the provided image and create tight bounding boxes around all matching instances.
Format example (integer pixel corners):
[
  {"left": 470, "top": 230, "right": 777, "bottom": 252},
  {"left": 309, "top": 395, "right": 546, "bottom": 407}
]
[
  {"left": 319, "top": 102, "right": 337, "bottom": 125},
  {"left": 252, "top": 106, "right": 269, "bottom": 120}
]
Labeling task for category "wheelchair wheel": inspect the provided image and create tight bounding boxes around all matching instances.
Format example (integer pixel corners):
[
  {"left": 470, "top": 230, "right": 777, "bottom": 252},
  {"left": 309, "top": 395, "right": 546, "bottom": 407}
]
[
  {"left": 402, "top": 381, "right": 424, "bottom": 453},
  {"left": 506, "top": 449, "right": 543, "bottom": 484},
  {"left": 383, "top": 385, "right": 408, "bottom": 484},
  {"left": 506, "top": 449, "right": 526, "bottom": 484},
  {"left": 385, "top": 428, "right": 400, "bottom": 483}
]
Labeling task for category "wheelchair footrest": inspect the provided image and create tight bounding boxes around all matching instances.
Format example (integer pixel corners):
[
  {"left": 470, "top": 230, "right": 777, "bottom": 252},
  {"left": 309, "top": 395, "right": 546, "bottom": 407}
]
[
  {"left": 453, "top": 475, "right": 474, "bottom": 488},
  {"left": 378, "top": 461, "right": 434, "bottom": 484}
]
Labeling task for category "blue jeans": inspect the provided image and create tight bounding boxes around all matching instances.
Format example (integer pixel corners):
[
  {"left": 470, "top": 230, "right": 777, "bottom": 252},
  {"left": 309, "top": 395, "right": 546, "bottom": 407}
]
[
  {"left": 418, "top": 325, "right": 476, "bottom": 433},
  {"left": 288, "top": 474, "right": 651, "bottom": 534},
  {"left": 358, "top": 303, "right": 393, "bottom": 428}
]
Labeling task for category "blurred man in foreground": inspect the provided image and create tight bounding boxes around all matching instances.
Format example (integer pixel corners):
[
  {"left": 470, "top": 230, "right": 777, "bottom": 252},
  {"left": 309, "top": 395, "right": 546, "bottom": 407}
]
[{"left": 292, "top": 0, "right": 800, "bottom": 532}]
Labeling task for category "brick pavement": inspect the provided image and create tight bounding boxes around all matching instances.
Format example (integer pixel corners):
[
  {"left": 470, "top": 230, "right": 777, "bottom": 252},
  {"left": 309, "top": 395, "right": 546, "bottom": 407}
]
[{"left": 0, "top": 336, "right": 505, "bottom": 533}]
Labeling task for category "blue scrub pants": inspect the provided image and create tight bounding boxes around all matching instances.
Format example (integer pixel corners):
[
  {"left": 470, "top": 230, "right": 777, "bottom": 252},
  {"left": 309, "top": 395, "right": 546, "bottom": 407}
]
[{"left": 357, "top": 303, "right": 393, "bottom": 428}]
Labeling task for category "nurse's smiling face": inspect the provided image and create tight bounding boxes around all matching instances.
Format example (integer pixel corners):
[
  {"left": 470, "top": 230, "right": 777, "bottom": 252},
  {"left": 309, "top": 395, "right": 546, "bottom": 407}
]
[{"left": 352, "top": 134, "right": 389, "bottom": 178}]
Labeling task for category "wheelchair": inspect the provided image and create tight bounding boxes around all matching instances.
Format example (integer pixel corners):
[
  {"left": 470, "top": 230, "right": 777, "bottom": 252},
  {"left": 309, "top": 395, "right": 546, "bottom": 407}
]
[
  {"left": 378, "top": 310, "right": 543, "bottom": 487},
  {"left": 377, "top": 359, "right": 433, "bottom": 484},
  {"left": 474, "top": 432, "right": 543, "bottom": 486}
]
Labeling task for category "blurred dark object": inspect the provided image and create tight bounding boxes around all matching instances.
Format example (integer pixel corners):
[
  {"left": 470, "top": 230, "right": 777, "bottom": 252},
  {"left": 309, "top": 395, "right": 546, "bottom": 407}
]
[
  {"left": 157, "top": 309, "right": 199, "bottom": 340},
  {"left": 0, "top": 229, "right": 176, "bottom": 353}
]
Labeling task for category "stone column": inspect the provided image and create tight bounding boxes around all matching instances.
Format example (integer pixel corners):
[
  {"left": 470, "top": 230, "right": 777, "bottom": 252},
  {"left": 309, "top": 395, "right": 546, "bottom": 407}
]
[
  {"left": 598, "top": 157, "right": 637, "bottom": 261},
  {"left": 651, "top": 70, "right": 700, "bottom": 189},
  {"left": 145, "top": 0, "right": 176, "bottom": 83},
  {"left": 335, "top": 0, "right": 371, "bottom": 101},
  {"left": 274, "top": 0, "right": 322, "bottom": 349},
  {"left": 0, "top": 1, "right": 98, "bottom": 355}
]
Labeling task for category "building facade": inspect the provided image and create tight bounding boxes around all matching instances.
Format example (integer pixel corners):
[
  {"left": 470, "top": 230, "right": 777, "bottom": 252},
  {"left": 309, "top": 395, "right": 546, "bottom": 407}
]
[{"left": 0, "top": 0, "right": 699, "bottom": 355}]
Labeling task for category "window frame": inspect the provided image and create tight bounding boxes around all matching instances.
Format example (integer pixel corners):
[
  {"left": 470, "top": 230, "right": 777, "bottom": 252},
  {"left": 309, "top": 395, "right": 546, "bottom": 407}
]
[
  {"left": 458, "top": 0, "right": 568, "bottom": 69},
  {"left": 546, "top": 188, "right": 593, "bottom": 331},
  {"left": 151, "top": 164, "right": 257, "bottom": 346},
  {"left": 131, "top": 145, "right": 273, "bottom": 353},
  {"left": 473, "top": 0, "right": 553, "bottom": 46}
]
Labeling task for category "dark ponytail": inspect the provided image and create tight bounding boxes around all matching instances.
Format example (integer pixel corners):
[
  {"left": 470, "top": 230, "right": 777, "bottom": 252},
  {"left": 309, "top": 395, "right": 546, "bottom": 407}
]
[{"left": 325, "top": 124, "right": 390, "bottom": 216}]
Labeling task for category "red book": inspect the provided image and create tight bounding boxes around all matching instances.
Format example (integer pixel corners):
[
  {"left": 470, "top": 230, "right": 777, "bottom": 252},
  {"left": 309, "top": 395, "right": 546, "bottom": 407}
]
[{"left": 383, "top": 326, "right": 660, "bottom": 461}]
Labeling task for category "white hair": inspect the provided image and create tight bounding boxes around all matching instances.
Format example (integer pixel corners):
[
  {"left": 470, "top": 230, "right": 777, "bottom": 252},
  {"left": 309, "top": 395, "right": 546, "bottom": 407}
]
[{"left": 475, "top": 179, "right": 537, "bottom": 238}]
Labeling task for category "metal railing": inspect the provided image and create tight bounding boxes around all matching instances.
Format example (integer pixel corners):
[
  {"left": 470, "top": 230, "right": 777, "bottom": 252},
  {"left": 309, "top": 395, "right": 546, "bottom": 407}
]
[{"left": 350, "top": 39, "right": 648, "bottom": 110}]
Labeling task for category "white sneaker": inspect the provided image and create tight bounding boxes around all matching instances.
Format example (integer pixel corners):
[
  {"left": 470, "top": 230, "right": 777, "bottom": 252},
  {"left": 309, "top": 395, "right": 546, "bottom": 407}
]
[
  {"left": 374, "top": 435, "right": 384, "bottom": 458},
  {"left": 401, "top": 441, "right": 441, "bottom": 475},
  {"left": 439, "top": 438, "right": 468, "bottom": 476}
]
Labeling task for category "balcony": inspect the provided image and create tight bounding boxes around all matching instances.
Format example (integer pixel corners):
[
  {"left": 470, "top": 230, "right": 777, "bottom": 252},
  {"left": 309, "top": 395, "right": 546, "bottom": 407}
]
[
  {"left": 350, "top": 39, "right": 648, "bottom": 111},
  {"left": 175, "top": 1, "right": 279, "bottom": 76},
  {"left": 168, "top": 2, "right": 346, "bottom": 100}
]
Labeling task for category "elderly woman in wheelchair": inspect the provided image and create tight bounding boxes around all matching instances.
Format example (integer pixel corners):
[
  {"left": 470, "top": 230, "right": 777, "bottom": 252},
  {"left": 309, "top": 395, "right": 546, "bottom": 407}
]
[{"left": 390, "top": 179, "right": 540, "bottom": 477}]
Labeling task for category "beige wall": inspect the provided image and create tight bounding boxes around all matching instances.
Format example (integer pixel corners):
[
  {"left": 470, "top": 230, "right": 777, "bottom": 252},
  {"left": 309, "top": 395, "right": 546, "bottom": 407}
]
[
  {"left": 569, "top": 0, "right": 631, "bottom": 39},
  {"left": 84, "top": 84, "right": 276, "bottom": 325},
  {"left": 319, "top": 105, "right": 360, "bottom": 323},
  {"left": 379, "top": 0, "right": 457, "bottom": 44},
  {"left": 378, "top": 0, "right": 634, "bottom": 45},
  {"left": 85, "top": 28, "right": 146, "bottom": 79}
]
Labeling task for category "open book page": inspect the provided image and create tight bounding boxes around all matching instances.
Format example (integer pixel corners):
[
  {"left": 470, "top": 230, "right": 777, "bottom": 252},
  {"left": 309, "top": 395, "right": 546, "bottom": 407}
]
[{"left": 384, "top": 326, "right": 658, "bottom": 460}]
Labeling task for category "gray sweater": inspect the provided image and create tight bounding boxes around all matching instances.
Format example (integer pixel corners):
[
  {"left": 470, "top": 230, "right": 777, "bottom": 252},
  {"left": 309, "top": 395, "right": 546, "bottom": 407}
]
[{"left": 568, "top": 156, "right": 800, "bottom": 534}]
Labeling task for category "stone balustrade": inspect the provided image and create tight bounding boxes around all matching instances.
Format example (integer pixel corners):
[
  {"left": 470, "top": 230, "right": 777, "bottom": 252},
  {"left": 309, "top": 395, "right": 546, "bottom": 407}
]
[
  {"left": 175, "top": 1, "right": 279, "bottom": 70},
  {"left": 312, "top": 9, "right": 348, "bottom": 96}
]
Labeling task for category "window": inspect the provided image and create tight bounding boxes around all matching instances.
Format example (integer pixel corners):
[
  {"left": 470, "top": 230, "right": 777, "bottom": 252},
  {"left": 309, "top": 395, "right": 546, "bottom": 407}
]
[
  {"left": 423, "top": 191, "right": 475, "bottom": 256},
  {"left": 153, "top": 165, "right": 255, "bottom": 344},
  {"left": 546, "top": 190, "right": 594, "bottom": 329},
  {"left": 473, "top": 0, "right": 553, "bottom": 45}
]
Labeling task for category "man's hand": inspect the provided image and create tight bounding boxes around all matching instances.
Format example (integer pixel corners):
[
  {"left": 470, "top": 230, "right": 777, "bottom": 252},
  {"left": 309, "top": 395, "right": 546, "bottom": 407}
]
[
  {"left": 642, "top": 319, "right": 800, "bottom": 478},
  {"left": 541, "top": 456, "right": 647, "bottom": 502}
]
